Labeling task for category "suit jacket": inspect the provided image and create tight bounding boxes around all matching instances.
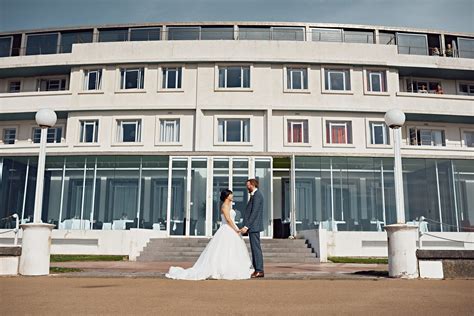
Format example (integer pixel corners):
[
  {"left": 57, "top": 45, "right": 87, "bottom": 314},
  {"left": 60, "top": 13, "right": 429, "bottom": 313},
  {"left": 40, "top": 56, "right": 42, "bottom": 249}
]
[{"left": 243, "top": 189, "right": 264, "bottom": 232}]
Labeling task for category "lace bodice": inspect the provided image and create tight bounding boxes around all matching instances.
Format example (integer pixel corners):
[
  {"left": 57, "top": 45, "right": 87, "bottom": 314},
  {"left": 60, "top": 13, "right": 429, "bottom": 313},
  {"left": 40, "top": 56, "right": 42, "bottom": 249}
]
[{"left": 221, "top": 209, "right": 236, "bottom": 225}]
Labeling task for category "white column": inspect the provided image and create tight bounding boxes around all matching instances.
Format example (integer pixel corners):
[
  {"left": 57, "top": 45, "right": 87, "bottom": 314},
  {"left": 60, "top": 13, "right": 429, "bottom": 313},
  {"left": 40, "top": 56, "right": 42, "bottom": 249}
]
[
  {"left": 33, "top": 128, "right": 47, "bottom": 223},
  {"left": 393, "top": 128, "right": 405, "bottom": 224}
]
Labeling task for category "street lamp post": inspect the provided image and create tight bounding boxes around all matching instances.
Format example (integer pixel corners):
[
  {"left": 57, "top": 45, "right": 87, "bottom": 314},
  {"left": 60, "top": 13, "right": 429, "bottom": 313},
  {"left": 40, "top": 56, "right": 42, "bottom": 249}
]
[
  {"left": 19, "top": 109, "right": 57, "bottom": 276},
  {"left": 384, "top": 109, "right": 418, "bottom": 278}
]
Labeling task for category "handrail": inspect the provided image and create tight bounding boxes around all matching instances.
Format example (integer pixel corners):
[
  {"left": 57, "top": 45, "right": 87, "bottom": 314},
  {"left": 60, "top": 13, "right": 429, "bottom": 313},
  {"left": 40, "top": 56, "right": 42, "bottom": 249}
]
[{"left": 0, "top": 213, "right": 20, "bottom": 245}]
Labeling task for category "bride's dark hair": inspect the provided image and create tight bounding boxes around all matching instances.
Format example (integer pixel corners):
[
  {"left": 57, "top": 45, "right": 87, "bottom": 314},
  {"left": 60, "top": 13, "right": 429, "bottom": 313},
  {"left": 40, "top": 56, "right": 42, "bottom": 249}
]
[{"left": 220, "top": 189, "right": 233, "bottom": 202}]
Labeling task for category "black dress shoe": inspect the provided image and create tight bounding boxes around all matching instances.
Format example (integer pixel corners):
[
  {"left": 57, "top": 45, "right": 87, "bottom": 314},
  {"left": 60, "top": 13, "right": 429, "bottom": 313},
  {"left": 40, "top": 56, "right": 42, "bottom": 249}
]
[{"left": 251, "top": 272, "right": 264, "bottom": 278}]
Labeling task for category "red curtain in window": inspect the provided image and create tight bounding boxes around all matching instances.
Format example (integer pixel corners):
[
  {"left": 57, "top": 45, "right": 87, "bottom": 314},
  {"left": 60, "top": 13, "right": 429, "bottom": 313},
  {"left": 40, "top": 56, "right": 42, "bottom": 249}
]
[
  {"left": 332, "top": 126, "right": 346, "bottom": 144},
  {"left": 293, "top": 125, "right": 302, "bottom": 143}
]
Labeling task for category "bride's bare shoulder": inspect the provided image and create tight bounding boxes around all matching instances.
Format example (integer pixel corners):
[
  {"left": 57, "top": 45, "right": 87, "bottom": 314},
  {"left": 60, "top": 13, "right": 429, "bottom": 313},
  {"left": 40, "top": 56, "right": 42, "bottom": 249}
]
[{"left": 220, "top": 203, "right": 230, "bottom": 213}]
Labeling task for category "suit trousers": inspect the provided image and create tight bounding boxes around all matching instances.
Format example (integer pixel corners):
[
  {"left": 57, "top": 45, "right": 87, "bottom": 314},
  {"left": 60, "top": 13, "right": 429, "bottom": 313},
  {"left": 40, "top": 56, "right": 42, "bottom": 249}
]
[{"left": 249, "top": 232, "right": 264, "bottom": 272}]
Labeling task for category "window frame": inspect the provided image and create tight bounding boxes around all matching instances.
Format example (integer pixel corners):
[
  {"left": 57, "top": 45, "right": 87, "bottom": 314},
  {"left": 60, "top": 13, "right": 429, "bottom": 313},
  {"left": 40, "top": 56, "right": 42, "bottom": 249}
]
[
  {"left": 404, "top": 77, "right": 442, "bottom": 94},
  {"left": 284, "top": 118, "right": 310, "bottom": 146},
  {"left": 323, "top": 119, "right": 354, "bottom": 147},
  {"left": 157, "top": 118, "right": 181, "bottom": 144},
  {"left": 159, "top": 66, "right": 184, "bottom": 91},
  {"left": 2, "top": 127, "right": 17, "bottom": 145},
  {"left": 36, "top": 76, "right": 68, "bottom": 92},
  {"left": 366, "top": 120, "right": 391, "bottom": 147},
  {"left": 119, "top": 67, "right": 145, "bottom": 90},
  {"left": 79, "top": 120, "right": 99, "bottom": 143},
  {"left": 364, "top": 69, "right": 389, "bottom": 94},
  {"left": 31, "top": 126, "right": 64, "bottom": 144},
  {"left": 396, "top": 32, "right": 429, "bottom": 56},
  {"left": 322, "top": 67, "right": 353, "bottom": 94},
  {"left": 0, "top": 36, "right": 13, "bottom": 57},
  {"left": 284, "top": 66, "right": 310, "bottom": 93},
  {"left": 461, "top": 128, "right": 474, "bottom": 148},
  {"left": 83, "top": 69, "right": 103, "bottom": 91},
  {"left": 214, "top": 116, "right": 252, "bottom": 145},
  {"left": 407, "top": 126, "right": 447, "bottom": 147},
  {"left": 25, "top": 32, "right": 60, "bottom": 55},
  {"left": 457, "top": 82, "right": 474, "bottom": 96},
  {"left": 116, "top": 119, "right": 142, "bottom": 143},
  {"left": 8, "top": 80, "right": 22, "bottom": 93},
  {"left": 215, "top": 64, "right": 252, "bottom": 91}
]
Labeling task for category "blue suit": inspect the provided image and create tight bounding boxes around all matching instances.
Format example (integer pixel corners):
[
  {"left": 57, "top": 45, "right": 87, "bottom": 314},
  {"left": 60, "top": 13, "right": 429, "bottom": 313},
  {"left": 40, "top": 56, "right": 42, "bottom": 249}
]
[{"left": 243, "top": 189, "right": 264, "bottom": 272}]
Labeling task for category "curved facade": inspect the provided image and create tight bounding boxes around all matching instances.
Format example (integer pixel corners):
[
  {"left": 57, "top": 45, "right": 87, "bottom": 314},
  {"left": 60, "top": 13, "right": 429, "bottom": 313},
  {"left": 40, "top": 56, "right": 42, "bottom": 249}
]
[{"left": 0, "top": 22, "right": 473, "bottom": 256}]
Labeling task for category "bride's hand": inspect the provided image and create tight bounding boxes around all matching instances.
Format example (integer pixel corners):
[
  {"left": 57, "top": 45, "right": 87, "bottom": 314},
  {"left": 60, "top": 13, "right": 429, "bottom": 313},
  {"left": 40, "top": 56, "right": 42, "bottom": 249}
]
[{"left": 235, "top": 229, "right": 241, "bottom": 234}]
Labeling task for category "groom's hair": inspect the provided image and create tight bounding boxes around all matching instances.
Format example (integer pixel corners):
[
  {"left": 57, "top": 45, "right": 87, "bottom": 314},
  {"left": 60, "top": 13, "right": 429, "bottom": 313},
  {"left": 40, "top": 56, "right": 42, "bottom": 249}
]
[{"left": 246, "top": 178, "right": 259, "bottom": 188}]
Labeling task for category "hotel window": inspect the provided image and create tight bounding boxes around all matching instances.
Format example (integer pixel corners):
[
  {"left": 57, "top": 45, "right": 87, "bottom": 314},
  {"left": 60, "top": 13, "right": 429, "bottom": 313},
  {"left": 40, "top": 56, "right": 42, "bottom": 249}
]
[
  {"left": 218, "top": 66, "right": 250, "bottom": 89},
  {"left": 326, "top": 121, "right": 352, "bottom": 144},
  {"left": 201, "top": 27, "right": 234, "bottom": 40},
  {"left": 99, "top": 29, "right": 129, "bottom": 42},
  {"left": 37, "top": 78, "right": 67, "bottom": 91},
  {"left": 369, "top": 122, "right": 390, "bottom": 145},
  {"left": 409, "top": 128, "right": 446, "bottom": 147},
  {"left": 117, "top": 120, "right": 141, "bottom": 142},
  {"left": 120, "top": 68, "right": 144, "bottom": 89},
  {"left": 59, "top": 31, "right": 93, "bottom": 53},
  {"left": 79, "top": 120, "right": 99, "bottom": 143},
  {"left": 162, "top": 67, "right": 182, "bottom": 89},
  {"left": 463, "top": 131, "right": 474, "bottom": 147},
  {"left": 286, "top": 68, "right": 308, "bottom": 90},
  {"left": 32, "top": 127, "right": 62, "bottom": 143},
  {"left": 287, "top": 120, "right": 309, "bottom": 144},
  {"left": 159, "top": 119, "right": 180, "bottom": 143},
  {"left": 396, "top": 33, "right": 428, "bottom": 55},
  {"left": 272, "top": 27, "right": 305, "bottom": 41},
  {"left": 218, "top": 119, "right": 250, "bottom": 143},
  {"left": 406, "top": 79, "right": 440, "bottom": 93},
  {"left": 367, "top": 70, "right": 387, "bottom": 92},
  {"left": 238, "top": 27, "right": 271, "bottom": 40},
  {"left": 84, "top": 69, "right": 102, "bottom": 90},
  {"left": 459, "top": 83, "right": 474, "bottom": 96},
  {"left": 458, "top": 38, "right": 474, "bottom": 59},
  {"left": 311, "top": 28, "right": 342, "bottom": 42},
  {"left": 344, "top": 31, "right": 374, "bottom": 44},
  {"left": 0, "top": 36, "right": 12, "bottom": 57},
  {"left": 25, "top": 33, "right": 59, "bottom": 55},
  {"left": 168, "top": 27, "right": 200, "bottom": 40},
  {"left": 8, "top": 81, "right": 21, "bottom": 93},
  {"left": 2, "top": 128, "right": 16, "bottom": 144},
  {"left": 324, "top": 69, "right": 351, "bottom": 91},
  {"left": 130, "top": 27, "right": 161, "bottom": 41}
]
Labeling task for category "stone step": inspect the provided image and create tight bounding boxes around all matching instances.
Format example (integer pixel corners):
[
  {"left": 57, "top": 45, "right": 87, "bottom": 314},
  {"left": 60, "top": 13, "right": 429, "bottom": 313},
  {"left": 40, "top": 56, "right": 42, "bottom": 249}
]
[
  {"left": 146, "top": 241, "right": 309, "bottom": 248},
  {"left": 137, "top": 256, "right": 319, "bottom": 263},
  {"left": 148, "top": 238, "right": 308, "bottom": 244},
  {"left": 140, "top": 251, "right": 315, "bottom": 258},
  {"left": 142, "top": 246, "right": 313, "bottom": 253}
]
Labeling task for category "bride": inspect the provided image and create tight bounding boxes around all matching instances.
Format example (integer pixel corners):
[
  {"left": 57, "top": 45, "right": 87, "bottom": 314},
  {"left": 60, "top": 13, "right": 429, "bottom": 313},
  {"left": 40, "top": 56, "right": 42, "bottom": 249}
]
[{"left": 165, "top": 189, "right": 254, "bottom": 280}]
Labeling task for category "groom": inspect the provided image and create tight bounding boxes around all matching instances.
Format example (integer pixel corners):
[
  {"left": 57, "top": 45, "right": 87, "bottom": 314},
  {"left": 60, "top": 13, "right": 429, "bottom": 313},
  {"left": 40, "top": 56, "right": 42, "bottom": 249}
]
[{"left": 240, "top": 178, "right": 264, "bottom": 278}]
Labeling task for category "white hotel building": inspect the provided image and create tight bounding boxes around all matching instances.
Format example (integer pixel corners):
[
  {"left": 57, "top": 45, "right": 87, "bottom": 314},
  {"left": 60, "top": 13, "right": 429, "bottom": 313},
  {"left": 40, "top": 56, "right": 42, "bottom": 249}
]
[{"left": 0, "top": 22, "right": 473, "bottom": 259}]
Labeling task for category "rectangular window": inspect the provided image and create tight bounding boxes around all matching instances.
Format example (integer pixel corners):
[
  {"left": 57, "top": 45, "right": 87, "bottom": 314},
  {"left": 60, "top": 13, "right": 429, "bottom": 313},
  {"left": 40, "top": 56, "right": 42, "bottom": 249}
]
[
  {"left": 37, "top": 78, "right": 67, "bottom": 91},
  {"left": 99, "top": 29, "right": 129, "bottom": 42},
  {"left": 0, "top": 36, "right": 12, "bottom": 57},
  {"left": 168, "top": 27, "right": 200, "bottom": 40},
  {"left": 201, "top": 27, "right": 234, "bottom": 40},
  {"left": 162, "top": 67, "right": 182, "bottom": 89},
  {"left": 120, "top": 68, "right": 144, "bottom": 89},
  {"left": 80, "top": 120, "right": 99, "bottom": 143},
  {"left": 459, "top": 83, "right": 474, "bottom": 96},
  {"left": 60, "top": 31, "right": 93, "bottom": 53},
  {"left": 272, "top": 27, "right": 304, "bottom": 41},
  {"left": 312, "top": 28, "right": 342, "bottom": 42},
  {"left": 324, "top": 69, "right": 351, "bottom": 91},
  {"left": 84, "top": 69, "right": 102, "bottom": 90},
  {"left": 130, "top": 27, "right": 161, "bottom": 41},
  {"left": 369, "top": 122, "right": 390, "bottom": 145},
  {"left": 367, "top": 70, "right": 387, "bottom": 92},
  {"left": 8, "top": 81, "right": 21, "bottom": 93},
  {"left": 26, "top": 33, "right": 59, "bottom": 55},
  {"left": 238, "top": 27, "right": 271, "bottom": 40},
  {"left": 217, "top": 119, "right": 250, "bottom": 143},
  {"left": 218, "top": 66, "right": 250, "bottom": 88},
  {"left": 379, "top": 32, "right": 396, "bottom": 45},
  {"left": 326, "top": 121, "right": 352, "bottom": 144},
  {"left": 286, "top": 68, "right": 308, "bottom": 90},
  {"left": 397, "top": 33, "right": 428, "bottom": 55},
  {"left": 117, "top": 120, "right": 141, "bottom": 142},
  {"left": 344, "top": 31, "right": 374, "bottom": 44},
  {"left": 33, "top": 127, "right": 62, "bottom": 143},
  {"left": 2, "top": 128, "right": 16, "bottom": 144},
  {"left": 405, "top": 79, "right": 440, "bottom": 93},
  {"left": 409, "top": 128, "right": 446, "bottom": 146},
  {"left": 287, "top": 120, "right": 309, "bottom": 143},
  {"left": 159, "top": 119, "right": 180, "bottom": 143},
  {"left": 458, "top": 38, "right": 474, "bottom": 59},
  {"left": 464, "top": 131, "right": 474, "bottom": 147}
]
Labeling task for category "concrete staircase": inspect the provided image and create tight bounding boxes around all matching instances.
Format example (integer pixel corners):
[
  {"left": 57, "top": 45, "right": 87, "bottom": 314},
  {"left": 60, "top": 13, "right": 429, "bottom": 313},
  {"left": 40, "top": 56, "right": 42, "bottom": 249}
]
[{"left": 137, "top": 238, "right": 319, "bottom": 263}]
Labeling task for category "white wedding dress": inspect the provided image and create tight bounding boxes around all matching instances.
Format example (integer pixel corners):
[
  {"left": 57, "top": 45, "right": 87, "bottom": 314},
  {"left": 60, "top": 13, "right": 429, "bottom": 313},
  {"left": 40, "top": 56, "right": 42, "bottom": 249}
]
[{"left": 166, "top": 209, "right": 253, "bottom": 280}]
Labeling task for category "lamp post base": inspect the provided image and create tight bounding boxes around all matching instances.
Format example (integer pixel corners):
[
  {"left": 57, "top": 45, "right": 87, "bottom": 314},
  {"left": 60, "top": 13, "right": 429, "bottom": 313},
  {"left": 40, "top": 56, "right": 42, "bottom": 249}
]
[
  {"left": 19, "top": 223, "right": 54, "bottom": 276},
  {"left": 385, "top": 224, "right": 418, "bottom": 278}
]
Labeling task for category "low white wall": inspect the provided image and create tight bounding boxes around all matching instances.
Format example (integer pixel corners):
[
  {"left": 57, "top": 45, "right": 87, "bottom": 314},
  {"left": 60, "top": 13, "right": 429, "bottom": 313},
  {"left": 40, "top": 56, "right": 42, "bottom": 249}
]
[
  {"left": 299, "top": 229, "right": 474, "bottom": 258},
  {"left": 0, "top": 229, "right": 167, "bottom": 261}
]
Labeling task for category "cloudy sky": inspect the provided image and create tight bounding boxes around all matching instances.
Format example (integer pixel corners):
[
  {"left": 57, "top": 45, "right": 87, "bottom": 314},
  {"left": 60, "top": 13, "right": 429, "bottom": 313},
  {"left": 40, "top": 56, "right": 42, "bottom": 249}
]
[{"left": 0, "top": 0, "right": 473, "bottom": 33}]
